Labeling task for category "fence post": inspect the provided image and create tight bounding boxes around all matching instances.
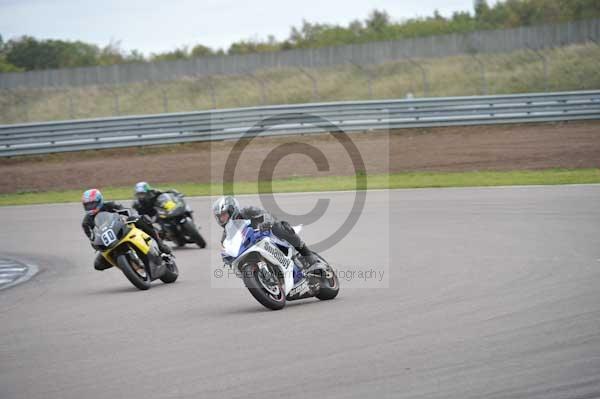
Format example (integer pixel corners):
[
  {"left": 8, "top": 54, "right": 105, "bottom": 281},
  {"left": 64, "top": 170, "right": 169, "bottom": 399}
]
[
  {"left": 68, "top": 91, "right": 76, "bottom": 119},
  {"left": 527, "top": 45, "right": 549, "bottom": 92},
  {"left": 207, "top": 77, "right": 217, "bottom": 109},
  {"left": 296, "top": 67, "right": 320, "bottom": 101},
  {"left": 403, "top": 54, "right": 429, "bottom": 97},
  {"left": 246, "top": 72, "right": 267, "bottom": 105},
  {"left": 106, "top": 86, "right": 121, "bottom": 116},
  {"left": 21, "top": 94, "right": 29, "bottom": 122},
  {"left": 470, "top": 54, "right": 488, "bottom": 95},
  {"left": 349, "top": 61, "right": 376, "bottom": 98},
  {"left": 161, "top": 88, "right": 169, "bottom": 113}
]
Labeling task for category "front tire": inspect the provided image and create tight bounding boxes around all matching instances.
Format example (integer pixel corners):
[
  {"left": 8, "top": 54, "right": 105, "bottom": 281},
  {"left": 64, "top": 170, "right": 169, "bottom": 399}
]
[
  {"left": 242, "top": 263, "right": 286, "bottom": 310},
  {"left": 162, "top": 224, "right": 187, "bottom": 247},
  {"left": 160, "top": 259, "right": 179, "bottom": 284},
  {"left": 117, "top": 253, "right": 151, "bottom": 290},
  {"left": 182, "top": 219, "right": 206, "bottom": 248}
]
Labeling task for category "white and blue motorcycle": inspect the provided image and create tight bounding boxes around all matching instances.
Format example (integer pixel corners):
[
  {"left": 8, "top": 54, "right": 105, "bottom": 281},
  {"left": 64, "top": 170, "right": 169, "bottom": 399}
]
[{"left": 221, "top": 219, "right": 339, "bottom": 310}]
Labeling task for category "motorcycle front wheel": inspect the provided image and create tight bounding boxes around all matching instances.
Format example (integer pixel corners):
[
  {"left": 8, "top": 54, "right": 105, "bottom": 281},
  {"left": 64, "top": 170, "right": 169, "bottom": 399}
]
[
  {"left": 242, "top": 263, "right": 286, "bottom": 310},
  {"left": 159, "top": 259, "right": 179, "bottom": 284},
  {"left": 117, "top": 251, "right": 151, "bottom": 290},
  {"left": 182, "top": 219, "right": 206, "bottom": 248}
]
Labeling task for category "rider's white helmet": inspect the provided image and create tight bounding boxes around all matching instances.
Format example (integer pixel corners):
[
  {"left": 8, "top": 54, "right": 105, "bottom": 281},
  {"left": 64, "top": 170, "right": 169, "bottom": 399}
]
[{"left": 212, "top": 196, "right": 240, "bottom": 227}]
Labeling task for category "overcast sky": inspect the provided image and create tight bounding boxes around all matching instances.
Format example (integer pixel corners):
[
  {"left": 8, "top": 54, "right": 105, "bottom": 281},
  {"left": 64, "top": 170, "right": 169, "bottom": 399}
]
[{"left": 0, "top": 0, "right": 498, "bottom": 55}]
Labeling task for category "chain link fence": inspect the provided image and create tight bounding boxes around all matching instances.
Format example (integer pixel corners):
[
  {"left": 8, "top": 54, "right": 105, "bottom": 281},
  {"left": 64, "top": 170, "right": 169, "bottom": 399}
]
[
  {"left": 1, "top": 19, "right": 598, "bottom": 90},
  {"left": 1, "top": 21, "right": 599, "bottom": 124}
]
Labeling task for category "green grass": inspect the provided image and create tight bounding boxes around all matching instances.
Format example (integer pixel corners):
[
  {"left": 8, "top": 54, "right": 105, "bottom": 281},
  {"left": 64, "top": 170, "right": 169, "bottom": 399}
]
[
  {"left": 1, "top": 168, "right": 598, "bottom": 206},
  {"left": 1, "top": 43, "right": 600, "bottom": 124}
]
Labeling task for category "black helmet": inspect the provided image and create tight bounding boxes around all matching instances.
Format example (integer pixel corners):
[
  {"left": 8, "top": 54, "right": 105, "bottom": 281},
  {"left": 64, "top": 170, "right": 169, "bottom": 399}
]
[
  {"left": 212, "top": 196, "right": 240, "bottom": 227},
  {"left": 134, "top": 181, "right": 153, "bottom": 203}
]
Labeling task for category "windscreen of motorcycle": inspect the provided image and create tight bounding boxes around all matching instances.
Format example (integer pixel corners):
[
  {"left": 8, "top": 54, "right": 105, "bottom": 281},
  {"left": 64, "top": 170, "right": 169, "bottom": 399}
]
[
  {"left": 222, "top": 219, "right": 252, "bottom": 258},
  {"left": 156, "top": 193, "right": 183, "bottom": 218},
  {"left": 93, "top": 212, "right": 125, "bottom": 249}
]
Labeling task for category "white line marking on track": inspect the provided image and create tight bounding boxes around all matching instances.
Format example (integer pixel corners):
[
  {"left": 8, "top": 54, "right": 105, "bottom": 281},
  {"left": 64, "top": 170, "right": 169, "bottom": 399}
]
[{"left": 0, "top": 259, "right": 38, "bottom": 290}]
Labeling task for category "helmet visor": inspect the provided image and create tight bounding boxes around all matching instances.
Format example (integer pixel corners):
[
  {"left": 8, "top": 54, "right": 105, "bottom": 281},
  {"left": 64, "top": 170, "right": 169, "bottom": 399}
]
[
  {"left": 217, "top": 211, "right": 230, "bottom": 226},
  {"left": 83, "top": 201, "right": 99, "bottom": 212},
  {"left": 135, "top": 192, "right": 149, "bottom": 201}
]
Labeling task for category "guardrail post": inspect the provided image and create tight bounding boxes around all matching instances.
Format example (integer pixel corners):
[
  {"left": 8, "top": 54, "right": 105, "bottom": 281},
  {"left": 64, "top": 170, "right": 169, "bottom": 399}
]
[
  {"left": 527, "top": 45, "right": 549, "bottom": 92},
  {"left": 470, "top": 54, "right": 488, "bottom": 95},
  {"left": 349, "top": 61, "right": 376, "bottom": 99},
  {"left": 403, "top": 54, "right": 429, "bottom": 98},
  {"left": 246, "top": 72, "right": 267, "bottom": 105},
  {"left": 296, "top": 67, "right": 320, "bottom": 101}
]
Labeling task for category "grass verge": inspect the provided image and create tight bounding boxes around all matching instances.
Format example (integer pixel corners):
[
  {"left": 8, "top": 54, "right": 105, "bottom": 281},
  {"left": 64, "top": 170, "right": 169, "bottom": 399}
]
[{"left": 1, "top": 168, "right": 598, "bottom": 207}]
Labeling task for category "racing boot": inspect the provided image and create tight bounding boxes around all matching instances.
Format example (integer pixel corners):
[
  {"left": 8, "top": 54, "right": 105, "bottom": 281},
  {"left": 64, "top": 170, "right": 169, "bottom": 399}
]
[
  {"left": 155, "top": 237, "right": 173, "bottom": 263},
  {"left": 157, "top": 240, "right": 172, "bottom": 255},
  {"left": 161, "top": 252, "right": 175, "bottom": 265},
  {"left": 297, "top": 243, "right": 319, "bottom": 269},
  {"left": 94, "top": 254, "right": 112, "bottom": 271}
]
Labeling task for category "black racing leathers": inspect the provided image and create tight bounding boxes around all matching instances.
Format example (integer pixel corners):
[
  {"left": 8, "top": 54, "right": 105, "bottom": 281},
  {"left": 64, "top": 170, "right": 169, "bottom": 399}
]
[
  {"left": 222, "top": 206, "right": 312, "bottom": 258},
  {"left": 132, "top": 189, "right": 181, "bottom": 219}
]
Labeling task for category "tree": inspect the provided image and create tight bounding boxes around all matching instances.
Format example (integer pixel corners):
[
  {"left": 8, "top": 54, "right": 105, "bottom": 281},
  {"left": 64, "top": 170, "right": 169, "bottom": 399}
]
[
  {"left": 4, "top": 36, "right": 100, "bottom": 70},
  {"left": 0, "top": 57, "right": 22, "bottom": 72},
  {"left": 191, "top": 44, "right": 214, "bottom": 57},
  {"left": 474, "top": 0, "right": 490, "bottom": 18},
  {"left": 151, "top": 47, "right": 190, "bottom": 61},
  {"left": 365, "top": 9, "right": 391, "bottom": 34}
]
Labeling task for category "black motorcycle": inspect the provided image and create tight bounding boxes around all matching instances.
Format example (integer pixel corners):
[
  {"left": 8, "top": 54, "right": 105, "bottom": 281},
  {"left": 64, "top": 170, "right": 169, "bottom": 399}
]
[{"left": 155, "top": 192, "right": 206, "bottom": 248}]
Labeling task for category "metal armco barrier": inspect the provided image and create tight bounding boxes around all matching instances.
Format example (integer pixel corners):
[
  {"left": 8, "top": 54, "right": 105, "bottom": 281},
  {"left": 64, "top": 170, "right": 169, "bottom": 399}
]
[{"left": 1, "top": 90, "right": 599, "bottom": 157}]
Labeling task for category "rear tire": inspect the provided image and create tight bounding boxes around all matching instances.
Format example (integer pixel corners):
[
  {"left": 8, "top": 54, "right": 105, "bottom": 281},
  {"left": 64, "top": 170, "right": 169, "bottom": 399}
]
[
  {"left": 117, "top": 253, "right": 151, "bottom": 290},
  {"left": 313, "top": 254, "right": 339, "bottom": 301},
  {"left": 173, "top": 235, "right": 187, "bottom": 247},
  {"left": 161, "top": 224, "right": 186, "bottom": 247},
  {"left": 242, "top": 263, "right": 286, "bottom": 310},
  {"left": 182, "top": 219, "right": 206, "bottom": 248},
  {"left": 160, "top": 259, "right": 179, "bottom": 284}
]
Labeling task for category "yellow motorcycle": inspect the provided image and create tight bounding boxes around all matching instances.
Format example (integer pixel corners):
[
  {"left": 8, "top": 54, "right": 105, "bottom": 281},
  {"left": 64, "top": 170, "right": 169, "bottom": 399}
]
[{"left": 92, "top": 211, "right": 178, "bottom": 290}]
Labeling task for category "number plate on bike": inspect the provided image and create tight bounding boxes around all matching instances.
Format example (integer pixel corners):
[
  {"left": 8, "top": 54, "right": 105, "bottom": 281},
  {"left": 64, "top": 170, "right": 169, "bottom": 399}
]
[{"left": 101, "top": 229, "right": 117, "bottom": 246}]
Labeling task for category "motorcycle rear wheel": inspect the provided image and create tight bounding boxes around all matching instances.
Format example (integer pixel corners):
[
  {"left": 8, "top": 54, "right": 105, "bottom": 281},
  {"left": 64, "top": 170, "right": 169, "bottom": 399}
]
[{"left": 313, "top": 254, "right": 339, "bottom": 301}]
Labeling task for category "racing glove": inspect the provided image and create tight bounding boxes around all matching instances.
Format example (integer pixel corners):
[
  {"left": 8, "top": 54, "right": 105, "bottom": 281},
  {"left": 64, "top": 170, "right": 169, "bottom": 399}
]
[{"left": 258, "top": 221, "right": 272, "bottom": 232}]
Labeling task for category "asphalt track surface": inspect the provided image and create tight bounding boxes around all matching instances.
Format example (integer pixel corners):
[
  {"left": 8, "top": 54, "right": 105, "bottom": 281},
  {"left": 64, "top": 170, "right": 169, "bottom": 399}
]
[{"left": 1, "top": 186, "right": 600, "bottom": 399}]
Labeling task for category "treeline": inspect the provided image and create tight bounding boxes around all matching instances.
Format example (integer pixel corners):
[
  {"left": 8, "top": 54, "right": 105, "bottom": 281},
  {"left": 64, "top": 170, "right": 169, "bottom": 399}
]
[{"left": 1, "top": 0, "right": 599, "bottom": 72}]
